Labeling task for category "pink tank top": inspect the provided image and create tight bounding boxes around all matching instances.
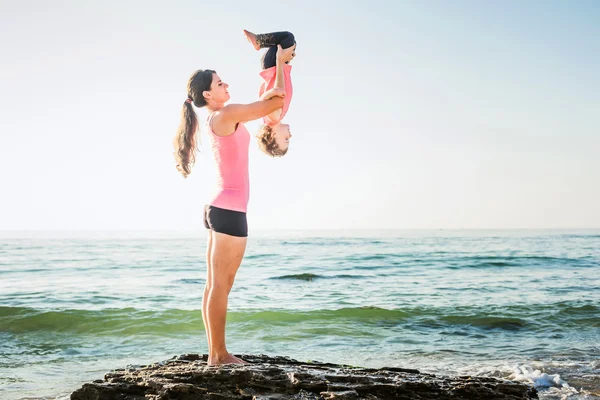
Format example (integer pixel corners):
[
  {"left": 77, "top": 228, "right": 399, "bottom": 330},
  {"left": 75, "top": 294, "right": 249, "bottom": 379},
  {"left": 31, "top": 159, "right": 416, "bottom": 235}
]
[
  {"left": 206, "top": 113, "right": 251, "bottom": 213},
  {"left": 258, "top": 63, "right": 293, "bottom": 126}
]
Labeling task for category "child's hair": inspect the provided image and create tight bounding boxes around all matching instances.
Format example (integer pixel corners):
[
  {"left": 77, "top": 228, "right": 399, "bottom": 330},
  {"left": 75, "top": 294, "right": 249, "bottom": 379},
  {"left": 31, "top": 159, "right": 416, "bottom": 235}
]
[
  {"left": 257, "top": 125, "right": 288, "bottom": 157},
  {"left": 174, "top": 69, "right": 215, "bottom": 178}
]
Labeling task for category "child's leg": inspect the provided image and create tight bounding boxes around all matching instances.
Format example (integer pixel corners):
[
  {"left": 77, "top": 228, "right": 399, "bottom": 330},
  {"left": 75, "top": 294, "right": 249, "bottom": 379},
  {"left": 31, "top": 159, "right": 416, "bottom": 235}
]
[
  {"left": 255, "top": 31, "right": 295, "bottom": 49},
  {"left": 256, "top": 32, "right": 296, "bottom": 69},
  {"left": 258, "top": 32, "right": 295, "bottom": 70}
]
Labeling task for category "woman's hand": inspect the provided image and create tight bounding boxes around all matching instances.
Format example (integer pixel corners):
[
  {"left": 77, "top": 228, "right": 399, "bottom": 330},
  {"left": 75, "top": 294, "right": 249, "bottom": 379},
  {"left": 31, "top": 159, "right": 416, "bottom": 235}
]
[{"left": 276, "top": 44, "right": 296, "bottom": 64}]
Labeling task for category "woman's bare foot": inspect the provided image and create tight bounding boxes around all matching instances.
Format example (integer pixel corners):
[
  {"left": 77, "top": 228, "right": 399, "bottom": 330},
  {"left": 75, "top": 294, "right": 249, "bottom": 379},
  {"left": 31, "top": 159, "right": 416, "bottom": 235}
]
[
  {"left": 232, "top": 354, "right": 250, "bottom": 364},
  {"left": 243, "top": 29, "right": 260, "bottom": 50},
  {"left": 208, "top": 352, "right": 248, "bottom": 366}
]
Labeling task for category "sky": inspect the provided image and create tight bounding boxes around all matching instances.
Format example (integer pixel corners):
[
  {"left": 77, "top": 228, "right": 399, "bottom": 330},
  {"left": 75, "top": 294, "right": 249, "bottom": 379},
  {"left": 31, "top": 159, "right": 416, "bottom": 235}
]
[{"left": 0, "top": 0, "right": 599, "bottom": 231}]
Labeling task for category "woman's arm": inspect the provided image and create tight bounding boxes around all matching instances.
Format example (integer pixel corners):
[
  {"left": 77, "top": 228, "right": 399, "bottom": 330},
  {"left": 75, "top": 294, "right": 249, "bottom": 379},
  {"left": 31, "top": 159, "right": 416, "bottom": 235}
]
[{"left": 211, "top": 94, "right": 285, "bottom": 136}]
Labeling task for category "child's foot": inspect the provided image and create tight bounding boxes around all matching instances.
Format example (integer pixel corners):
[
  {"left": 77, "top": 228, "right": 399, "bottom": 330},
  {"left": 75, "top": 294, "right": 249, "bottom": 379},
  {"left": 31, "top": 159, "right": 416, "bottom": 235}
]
[{"left": 243, "top": 29, "right": 260, "bottom": 50}]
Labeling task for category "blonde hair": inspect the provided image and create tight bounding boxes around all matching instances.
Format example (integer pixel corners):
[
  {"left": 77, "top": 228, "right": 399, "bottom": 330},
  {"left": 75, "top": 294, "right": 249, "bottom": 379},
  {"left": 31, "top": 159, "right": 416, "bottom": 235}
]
[{"left": 256, "top": 124, "right": 288, "bottom": 157}]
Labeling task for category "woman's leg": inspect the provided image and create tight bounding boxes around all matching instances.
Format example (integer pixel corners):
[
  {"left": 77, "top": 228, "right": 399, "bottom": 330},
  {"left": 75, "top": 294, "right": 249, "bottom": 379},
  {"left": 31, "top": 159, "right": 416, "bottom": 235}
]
[
  {"left": 206, "top": 231, "right": 248, "bottom": 365},
  {"left": 201, "top": 230, "right": 213, "bottom": 352}
]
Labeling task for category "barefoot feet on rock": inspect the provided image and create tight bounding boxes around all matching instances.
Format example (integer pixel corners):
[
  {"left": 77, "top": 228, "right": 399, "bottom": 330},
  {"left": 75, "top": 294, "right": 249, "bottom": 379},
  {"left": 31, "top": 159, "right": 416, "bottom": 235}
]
[
  {"left": 232, "top": 354, "right": 250, "bottom": 364},
  {"left": 208, "top": 353, "right": 247, "bottom": 366}
]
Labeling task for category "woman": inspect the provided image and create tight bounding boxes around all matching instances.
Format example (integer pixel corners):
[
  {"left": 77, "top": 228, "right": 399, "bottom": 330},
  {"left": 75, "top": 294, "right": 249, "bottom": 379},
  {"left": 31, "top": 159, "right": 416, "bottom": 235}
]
[
  {"left": 244, "top": 30, "right": 296, "bottom": 157},
  {"left": 173, "top": 67, "right": 284, "bottom": 365}
]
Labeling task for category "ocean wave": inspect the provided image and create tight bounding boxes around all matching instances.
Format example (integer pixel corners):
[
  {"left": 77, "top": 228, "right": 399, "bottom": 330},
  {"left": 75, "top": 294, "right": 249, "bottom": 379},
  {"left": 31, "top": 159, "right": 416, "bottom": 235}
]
[
  {"left": 440, "top": 316, "right": 528, "bottom": 331},
  {"left": 269, "top": 273, "right": 362, "bottom": 281},
  {"left": 1, "top": 302, "right": 598, "bottom": 335},
  {"left": 557, "top": 234, "right": 600, "bottom": 239},
  {"left": 174, "top": 278, "right": 204, "bottom": 285},
  {"left": 0, "top": 307, "right": 203, "bottom": 335},
  {"left": 443, "top": 255, "right": 595, "bottom": 270},
  {"left": 244, "top": 253, "right": 279, "bottom": 260},
  {"left": 279, "top": 239, "right": 386, "bottom": 246},
  {"left": 281, "top": 241, "right": 318, "bottom": 246},
  {"left": 270, "top": 273, "right": 320, "bottom": 281},
  {"left": 344, "top": 254, "right": 390, "bottom": 261}
]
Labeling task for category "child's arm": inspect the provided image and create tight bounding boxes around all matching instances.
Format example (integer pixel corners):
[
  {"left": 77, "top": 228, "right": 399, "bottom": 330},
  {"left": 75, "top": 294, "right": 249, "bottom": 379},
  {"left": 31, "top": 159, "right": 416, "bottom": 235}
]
[
  {"left": 263, "top": 45, "right": 293, "bottom": 124},
  {"left": 275, "top": 45, "right": 285, "bottom": 91}
]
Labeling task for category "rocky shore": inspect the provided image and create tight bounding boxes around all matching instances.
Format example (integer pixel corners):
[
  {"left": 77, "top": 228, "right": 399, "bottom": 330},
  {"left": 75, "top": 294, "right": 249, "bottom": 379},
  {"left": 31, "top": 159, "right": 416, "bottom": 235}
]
[{"left": 70, "top": 354, "right": 538, "bottom": 399}]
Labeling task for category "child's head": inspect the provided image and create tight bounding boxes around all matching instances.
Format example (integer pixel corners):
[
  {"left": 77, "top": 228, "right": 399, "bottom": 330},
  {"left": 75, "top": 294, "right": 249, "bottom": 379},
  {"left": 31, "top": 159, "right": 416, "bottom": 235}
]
[{"left": 257, "top": 123, "right": 292, "bottom": 157}]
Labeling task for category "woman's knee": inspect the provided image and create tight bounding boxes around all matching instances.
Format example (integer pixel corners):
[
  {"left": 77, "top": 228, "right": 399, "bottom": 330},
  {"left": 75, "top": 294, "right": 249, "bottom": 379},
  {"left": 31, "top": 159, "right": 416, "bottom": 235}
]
[
  {"left": 211, "top": 274, "right": 235, "bottom": 291},
  {"left": 207, "top": 283, "right": 233, "bottom": 299}
]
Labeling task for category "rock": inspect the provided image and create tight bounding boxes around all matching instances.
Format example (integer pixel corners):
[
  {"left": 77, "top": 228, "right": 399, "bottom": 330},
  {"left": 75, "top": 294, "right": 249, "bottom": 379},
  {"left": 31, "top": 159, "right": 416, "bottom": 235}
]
[{"left": 70, "top": 354, "right": 538, "bottom": 400}]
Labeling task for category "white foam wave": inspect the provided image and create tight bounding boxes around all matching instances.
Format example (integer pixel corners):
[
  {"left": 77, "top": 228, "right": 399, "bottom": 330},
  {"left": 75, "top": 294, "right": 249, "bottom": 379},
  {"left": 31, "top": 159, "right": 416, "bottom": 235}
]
[
  {"left": 511, "top": 365, "right": 573, "bottom": 389},
  {"left": 451, "top": 362, "right": 595, "bottom": 399}
]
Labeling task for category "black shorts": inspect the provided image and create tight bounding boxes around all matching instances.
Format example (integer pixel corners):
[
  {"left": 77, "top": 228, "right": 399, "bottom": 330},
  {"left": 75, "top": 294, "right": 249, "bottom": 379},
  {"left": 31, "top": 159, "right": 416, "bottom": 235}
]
[{"left": 203, "top": 205, "right": 248, "bottom": 237}]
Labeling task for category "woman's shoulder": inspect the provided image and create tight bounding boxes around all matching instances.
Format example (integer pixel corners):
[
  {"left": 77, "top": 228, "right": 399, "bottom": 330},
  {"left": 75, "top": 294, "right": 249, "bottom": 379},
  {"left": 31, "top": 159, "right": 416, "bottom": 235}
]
[{"left": 210, "top": 107, "right": 246, "bottom": 137}]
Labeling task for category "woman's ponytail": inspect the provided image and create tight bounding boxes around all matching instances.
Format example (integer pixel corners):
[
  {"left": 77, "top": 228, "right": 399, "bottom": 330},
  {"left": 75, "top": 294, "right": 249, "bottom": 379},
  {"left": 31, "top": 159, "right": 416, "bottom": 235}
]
[
  {"left": 173, "top": 69, "right": 215, "bottom": 178},
  {"left": 174, "top": 99, "right": 199, "bottom": 178}
]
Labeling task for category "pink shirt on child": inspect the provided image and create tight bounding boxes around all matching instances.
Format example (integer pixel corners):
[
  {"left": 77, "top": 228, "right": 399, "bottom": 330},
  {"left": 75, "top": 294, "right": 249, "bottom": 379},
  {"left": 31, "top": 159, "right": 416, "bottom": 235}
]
[{"left": 258, "top": 63, "right": 293, "bottom": 126}]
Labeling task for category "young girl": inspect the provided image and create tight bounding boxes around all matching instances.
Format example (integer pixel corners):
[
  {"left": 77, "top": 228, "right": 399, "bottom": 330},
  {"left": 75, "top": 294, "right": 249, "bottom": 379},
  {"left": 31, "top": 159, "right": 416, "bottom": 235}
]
[{"left": 243, "top": 30, "right": 296, "bottom": 157}]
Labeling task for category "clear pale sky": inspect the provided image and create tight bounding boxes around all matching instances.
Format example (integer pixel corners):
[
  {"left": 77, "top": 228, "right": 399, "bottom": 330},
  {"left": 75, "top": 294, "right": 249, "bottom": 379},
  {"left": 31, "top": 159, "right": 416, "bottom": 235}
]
[{"left": 1, "top": 0, "right": 598, "bottom": 231}]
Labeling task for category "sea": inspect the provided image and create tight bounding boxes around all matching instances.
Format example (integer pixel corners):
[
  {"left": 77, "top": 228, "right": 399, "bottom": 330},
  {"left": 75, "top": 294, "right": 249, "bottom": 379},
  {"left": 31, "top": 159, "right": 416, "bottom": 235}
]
[{"left": 1, "top": 229, "right": 599, "bottom": 400}]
